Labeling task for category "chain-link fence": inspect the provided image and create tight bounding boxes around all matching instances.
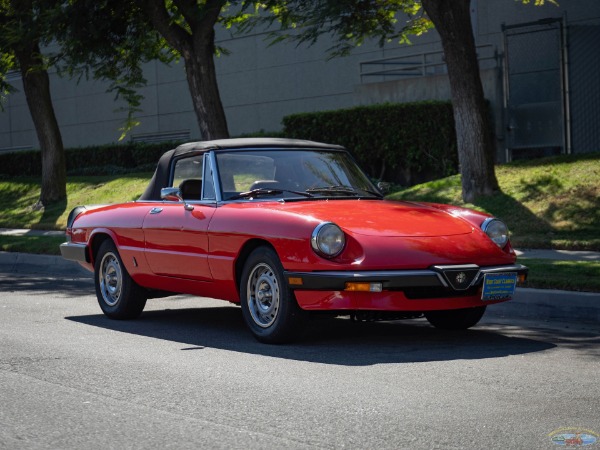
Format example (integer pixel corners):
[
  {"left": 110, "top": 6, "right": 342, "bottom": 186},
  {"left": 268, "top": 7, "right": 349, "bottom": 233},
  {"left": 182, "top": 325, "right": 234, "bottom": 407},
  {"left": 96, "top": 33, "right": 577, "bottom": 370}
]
[
  {"left": 503, "top": 19, "right": 565, "bottom": 160},
  {"left": 504, "top": 18, "right": 600, "bottom": 158},
  {"left": 568, "top": 24, "right": 600, "bottom": 154}
]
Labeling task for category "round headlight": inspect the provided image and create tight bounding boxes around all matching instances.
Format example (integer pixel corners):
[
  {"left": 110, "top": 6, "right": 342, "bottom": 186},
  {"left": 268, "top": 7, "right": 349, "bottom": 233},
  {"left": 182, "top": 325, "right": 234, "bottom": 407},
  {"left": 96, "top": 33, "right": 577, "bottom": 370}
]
[
  {"left": 311, "top": 222, "right": 345, "bottom": 258},
  {"left": 482, "top": 218, "right": 509, "bottom": 248}
]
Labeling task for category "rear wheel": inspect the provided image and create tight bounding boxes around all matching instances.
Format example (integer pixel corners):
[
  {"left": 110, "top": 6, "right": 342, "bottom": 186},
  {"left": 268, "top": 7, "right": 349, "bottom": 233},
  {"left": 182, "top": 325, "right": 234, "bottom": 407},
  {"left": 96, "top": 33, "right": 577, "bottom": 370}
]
[
  {"left": 95, "top": 240, "right": 147, "bottom": 319},
  {"left": 424, "top": 306, "right": 486, "bottom": 330},
  {"left": 240, "top": 247, "right": 307, "bottom": 344}
]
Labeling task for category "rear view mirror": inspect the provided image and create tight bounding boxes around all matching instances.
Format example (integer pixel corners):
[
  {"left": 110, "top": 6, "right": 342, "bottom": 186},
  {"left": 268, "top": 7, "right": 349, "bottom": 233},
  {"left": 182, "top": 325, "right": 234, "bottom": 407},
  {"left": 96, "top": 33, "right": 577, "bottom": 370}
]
[
  {"left": 160, "top": 187, "right": 183, "bottom": 202},
  {"left": 377, "top": 182, "right": 391, "bottom": 195}
]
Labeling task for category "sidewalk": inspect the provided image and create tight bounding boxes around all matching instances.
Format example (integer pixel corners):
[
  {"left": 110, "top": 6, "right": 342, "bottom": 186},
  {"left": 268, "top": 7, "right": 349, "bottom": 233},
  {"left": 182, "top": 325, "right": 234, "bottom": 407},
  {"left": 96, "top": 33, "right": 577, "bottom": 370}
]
[
  {"left": 2, "top": 228, "right": 599, "bottom": 262},
  {"left": 1, "top": 241, "right": 599, "bottom": 327},
  {"left": 514, "top": 248, "right": 600, "bottom": 261}
]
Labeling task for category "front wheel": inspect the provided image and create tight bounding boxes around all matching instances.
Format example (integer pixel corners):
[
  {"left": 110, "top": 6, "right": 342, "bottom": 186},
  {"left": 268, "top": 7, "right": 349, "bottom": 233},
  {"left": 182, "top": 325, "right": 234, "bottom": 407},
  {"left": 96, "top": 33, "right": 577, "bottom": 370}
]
[
  {"left": 94, "top": 239, "right": 147, "bottom": 319},
  {"left": 240, "top": 247, "right": 307, "bottom": 344},
  {"left": 424, "top": 306, "right": 486, "bottom": 330}
]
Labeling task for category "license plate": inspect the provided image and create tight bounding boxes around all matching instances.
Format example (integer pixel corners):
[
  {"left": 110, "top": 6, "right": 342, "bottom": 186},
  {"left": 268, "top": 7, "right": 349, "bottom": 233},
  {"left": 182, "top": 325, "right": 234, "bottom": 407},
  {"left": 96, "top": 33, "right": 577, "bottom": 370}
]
[{"left": 481, "top": 272, "right": 517, "bottom": 301}]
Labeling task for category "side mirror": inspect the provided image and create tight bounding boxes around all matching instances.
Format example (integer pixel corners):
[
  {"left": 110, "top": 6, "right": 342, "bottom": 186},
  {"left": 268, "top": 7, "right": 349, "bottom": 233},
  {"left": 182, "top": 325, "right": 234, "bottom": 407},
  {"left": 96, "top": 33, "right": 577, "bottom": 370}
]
[
  {"left": 377, "top": 181, "right": 391, "bottom": 195},
  {"left": 161, "top": 187, "right": 183, "bottom": 202}
]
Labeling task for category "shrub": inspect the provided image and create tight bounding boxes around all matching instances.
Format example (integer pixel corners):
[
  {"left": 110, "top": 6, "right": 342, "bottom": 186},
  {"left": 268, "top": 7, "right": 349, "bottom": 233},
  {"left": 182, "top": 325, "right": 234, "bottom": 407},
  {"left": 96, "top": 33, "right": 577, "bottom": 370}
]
[
  {"left": 282, "top": 101, "right": 459, "bottom": 186},
  {"left": 0, "top": 141, "right": 179, "bottom": 177}
]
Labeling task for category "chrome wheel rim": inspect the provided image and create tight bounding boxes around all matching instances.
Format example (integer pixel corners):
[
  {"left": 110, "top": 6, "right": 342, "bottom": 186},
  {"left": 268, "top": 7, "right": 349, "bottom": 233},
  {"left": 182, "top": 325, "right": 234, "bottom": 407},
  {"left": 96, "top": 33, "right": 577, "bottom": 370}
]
[
  {"left": 99, "top": 252, "right": 122, "bottom": 307},
  {"left": 246, "top": 263, "right": 280, "bottom": 328}
]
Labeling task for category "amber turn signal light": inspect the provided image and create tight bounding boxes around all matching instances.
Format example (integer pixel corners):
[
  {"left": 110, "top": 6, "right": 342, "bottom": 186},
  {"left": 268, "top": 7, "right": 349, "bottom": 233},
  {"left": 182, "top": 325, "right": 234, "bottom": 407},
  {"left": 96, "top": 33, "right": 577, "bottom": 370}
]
[
  {"left": 288, "top": 277, "right": 303, "bottom": 286},
  {"left": 344, "top": 282, "right": 383, "bottom": 292}
]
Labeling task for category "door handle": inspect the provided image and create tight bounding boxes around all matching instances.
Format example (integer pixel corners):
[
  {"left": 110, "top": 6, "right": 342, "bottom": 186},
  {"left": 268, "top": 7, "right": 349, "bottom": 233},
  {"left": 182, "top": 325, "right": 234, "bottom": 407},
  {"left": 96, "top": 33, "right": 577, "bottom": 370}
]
[{"left": 149, "top": 207, "right": 163, "bottom": 214}]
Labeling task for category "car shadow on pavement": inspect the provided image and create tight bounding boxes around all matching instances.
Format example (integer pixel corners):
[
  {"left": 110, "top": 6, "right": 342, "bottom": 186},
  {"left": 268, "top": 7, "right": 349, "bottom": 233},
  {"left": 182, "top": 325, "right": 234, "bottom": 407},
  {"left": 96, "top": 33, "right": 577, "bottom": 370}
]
[
  {"left": 66, "top": 306, "right": 561, "bottom": 366},
  {"left": 0, "top": 274, "right": 93, "bottom": 297}
]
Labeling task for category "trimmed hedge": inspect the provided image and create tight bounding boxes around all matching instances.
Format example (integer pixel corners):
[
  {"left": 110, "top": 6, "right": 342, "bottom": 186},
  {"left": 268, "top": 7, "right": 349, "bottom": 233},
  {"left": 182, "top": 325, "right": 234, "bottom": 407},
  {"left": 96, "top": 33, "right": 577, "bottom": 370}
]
[
  {"left": 0, "top": 141, "right": 179, "bottom": 177},
  {"left": 282, "top": 101, "right": 459, "bottom": 186},
  {"left": 0, "top": 101, "right": 458, "bottom": 185}
]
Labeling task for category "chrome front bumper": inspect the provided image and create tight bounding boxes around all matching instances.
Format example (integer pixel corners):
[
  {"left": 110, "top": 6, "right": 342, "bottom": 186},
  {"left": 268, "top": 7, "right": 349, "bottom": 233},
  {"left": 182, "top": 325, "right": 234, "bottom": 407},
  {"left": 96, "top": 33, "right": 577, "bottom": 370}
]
[
  {"left": 285, "top": 264, "right": 528, "bottom": 292},
  {"left": 59, "top": 242, "right": 90, "bottom": 263}
]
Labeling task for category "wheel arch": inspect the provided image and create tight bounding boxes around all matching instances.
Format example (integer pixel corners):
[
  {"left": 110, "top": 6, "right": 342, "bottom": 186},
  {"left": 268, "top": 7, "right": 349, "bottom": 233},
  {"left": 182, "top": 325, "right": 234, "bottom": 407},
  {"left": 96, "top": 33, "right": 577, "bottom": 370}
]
[
  {"left": 89, "top": 230, "right": 117, "bottom": 267},
  {"left": 234, "top": 238, "right": 277, "bottom": 294}
]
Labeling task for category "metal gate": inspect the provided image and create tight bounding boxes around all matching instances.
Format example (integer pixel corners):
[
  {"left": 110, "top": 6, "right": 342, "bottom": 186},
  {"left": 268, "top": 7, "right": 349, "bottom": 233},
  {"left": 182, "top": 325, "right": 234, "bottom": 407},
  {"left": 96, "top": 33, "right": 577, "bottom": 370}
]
[
  {"left": 503, "top": 18, "right": 568, "bottom": 161},
  {"left": 568, "top": 24, "right": 600, "bottom": 154}
]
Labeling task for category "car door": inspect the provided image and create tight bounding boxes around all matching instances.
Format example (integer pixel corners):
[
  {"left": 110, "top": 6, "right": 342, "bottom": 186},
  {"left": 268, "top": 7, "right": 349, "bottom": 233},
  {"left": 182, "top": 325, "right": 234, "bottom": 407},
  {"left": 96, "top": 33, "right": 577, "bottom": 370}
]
[{"left": 143, "top": 152, "right": 217, "bottom": 281}]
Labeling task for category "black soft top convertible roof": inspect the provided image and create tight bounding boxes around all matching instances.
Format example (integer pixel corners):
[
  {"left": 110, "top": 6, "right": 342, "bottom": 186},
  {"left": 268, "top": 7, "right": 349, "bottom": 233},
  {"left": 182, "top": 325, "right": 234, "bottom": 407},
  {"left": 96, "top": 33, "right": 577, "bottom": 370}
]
[{"left": 138, "top": 138, "right": 345, "bottom": 201}]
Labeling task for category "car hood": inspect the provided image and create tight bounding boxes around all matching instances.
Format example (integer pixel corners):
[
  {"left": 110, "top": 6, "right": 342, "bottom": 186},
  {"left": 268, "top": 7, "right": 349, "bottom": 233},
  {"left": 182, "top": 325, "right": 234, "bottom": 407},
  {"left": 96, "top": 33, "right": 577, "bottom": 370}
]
[{"left": 264, "top": 200, "right": 475, "bottom": 237}]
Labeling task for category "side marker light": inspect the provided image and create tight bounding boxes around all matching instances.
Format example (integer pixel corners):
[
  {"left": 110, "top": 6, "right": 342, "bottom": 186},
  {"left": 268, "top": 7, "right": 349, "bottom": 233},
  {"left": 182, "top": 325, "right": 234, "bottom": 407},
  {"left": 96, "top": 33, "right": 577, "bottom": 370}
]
[{"left": 288, "top": 277, "right": 303, "bottom": 286}]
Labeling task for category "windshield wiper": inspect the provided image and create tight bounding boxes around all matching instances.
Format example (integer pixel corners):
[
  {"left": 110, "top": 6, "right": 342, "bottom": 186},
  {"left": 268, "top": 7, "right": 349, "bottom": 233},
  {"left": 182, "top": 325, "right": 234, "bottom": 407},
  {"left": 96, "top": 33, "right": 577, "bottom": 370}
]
[
  {"left": 228, "top": 188, "right": 313, "bottom": 200},
  {"left": 306, "top": 185, "right": 383, "bottom": 198},
  {"left": 306, "top": 185, "right": 360, "bottom": 196}
]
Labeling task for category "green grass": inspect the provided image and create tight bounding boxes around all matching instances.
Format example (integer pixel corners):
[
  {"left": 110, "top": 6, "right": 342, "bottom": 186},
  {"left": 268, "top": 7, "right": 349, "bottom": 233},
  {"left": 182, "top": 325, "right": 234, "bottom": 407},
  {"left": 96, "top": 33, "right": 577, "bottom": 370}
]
[
  {"left": 0, "top": 173, "right": 152, "bottom": 230},
  {"left": 519, "top": 259, "right": 600, "bottom": 292},
  {"left": 0, "top": 235, "right": 64, "bottom": 255},
  {"left": 387, "top": 152, "right": 600, "bottom": 250},
  {"left": 2, "top": 153, "right": 598, "bottom": 244}
]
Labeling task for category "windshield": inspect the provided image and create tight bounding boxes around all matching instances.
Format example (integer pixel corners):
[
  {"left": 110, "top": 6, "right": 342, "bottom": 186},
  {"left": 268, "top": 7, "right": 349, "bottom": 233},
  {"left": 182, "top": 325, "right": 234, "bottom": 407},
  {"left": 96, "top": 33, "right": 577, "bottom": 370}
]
[{"left": 215, "top": 149, "right": 381, "bottom": 201}]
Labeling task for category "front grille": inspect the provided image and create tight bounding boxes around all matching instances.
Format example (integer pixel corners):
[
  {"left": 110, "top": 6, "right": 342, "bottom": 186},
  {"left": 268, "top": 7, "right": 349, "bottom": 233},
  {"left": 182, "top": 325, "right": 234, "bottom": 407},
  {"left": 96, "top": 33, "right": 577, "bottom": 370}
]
[{"left": 440, "top": 269, "right": 480, "bottom": 290}]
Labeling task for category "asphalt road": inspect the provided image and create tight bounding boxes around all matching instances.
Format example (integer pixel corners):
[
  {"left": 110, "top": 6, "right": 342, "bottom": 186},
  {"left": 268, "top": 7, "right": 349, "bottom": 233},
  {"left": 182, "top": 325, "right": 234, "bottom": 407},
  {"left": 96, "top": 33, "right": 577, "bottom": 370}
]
[{"left": 1, "top": 272, "right": 599, "bottom": 449}]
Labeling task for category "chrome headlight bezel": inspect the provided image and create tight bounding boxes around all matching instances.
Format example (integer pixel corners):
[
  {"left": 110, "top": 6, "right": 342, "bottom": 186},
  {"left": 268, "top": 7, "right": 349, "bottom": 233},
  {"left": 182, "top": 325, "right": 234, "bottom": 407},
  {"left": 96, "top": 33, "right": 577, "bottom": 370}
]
[
  {"left": 481, "top": 218, "right": 509, "bottom": 248},
  {"left": 311, "top": 222, "right": 346, "bottom": 258}
]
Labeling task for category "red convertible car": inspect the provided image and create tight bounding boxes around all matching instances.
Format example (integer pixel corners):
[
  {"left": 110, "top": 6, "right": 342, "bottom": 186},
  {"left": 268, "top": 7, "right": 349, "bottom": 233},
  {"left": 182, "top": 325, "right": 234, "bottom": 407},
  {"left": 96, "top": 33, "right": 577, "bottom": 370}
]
[{"left": 61, "top": 138, "right": 527, "bottom": 343}]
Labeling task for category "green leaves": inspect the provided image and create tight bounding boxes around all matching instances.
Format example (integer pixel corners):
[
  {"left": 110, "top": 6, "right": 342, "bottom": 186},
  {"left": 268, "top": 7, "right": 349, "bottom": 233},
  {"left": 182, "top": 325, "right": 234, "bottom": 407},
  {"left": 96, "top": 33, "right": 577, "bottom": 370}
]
[
  {"left": 0, "top": 52, "right": 16, "bottom": 105},
  {"left": 521, "top": 0, "right": 559, "bottom": 5},
  {"left": 244, "top": 0, "right": 434, "bottom": 57}
]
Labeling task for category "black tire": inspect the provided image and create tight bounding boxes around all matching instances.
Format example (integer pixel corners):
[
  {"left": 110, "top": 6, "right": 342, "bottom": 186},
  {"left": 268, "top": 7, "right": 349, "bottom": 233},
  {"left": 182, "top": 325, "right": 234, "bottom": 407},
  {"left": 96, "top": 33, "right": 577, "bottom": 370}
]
[
  {"left": 94, "top": 239, "right": 147, "bottom": 319},
  {"left": 424, "top": 306, "right": 487, "bottom": 330},
  {"left": 240, "top": 246, "right": 308, "bottom": 344}
]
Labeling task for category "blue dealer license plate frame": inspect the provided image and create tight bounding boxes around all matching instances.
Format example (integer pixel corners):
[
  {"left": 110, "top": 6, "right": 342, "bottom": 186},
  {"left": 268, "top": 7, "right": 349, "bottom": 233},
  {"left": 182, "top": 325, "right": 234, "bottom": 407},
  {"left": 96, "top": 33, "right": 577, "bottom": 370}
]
[{"left": 481, "top": 272, "right": 517, "bottom": 301}]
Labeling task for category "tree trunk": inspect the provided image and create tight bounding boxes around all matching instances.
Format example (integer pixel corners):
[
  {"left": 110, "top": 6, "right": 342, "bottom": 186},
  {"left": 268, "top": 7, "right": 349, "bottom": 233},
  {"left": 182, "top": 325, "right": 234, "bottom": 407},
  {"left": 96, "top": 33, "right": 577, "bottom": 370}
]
[
  {"left": 142, "top": 0, "right": 229, "bottom": 141},
  {"left": 421, "top": 0, "right": 499, "bottom": 203},
  {"left": 185, "top": 29, "right": 229, "bottom": 140},
  {"left": 16, "top": 43, "right": 66, "bottom": 207}
]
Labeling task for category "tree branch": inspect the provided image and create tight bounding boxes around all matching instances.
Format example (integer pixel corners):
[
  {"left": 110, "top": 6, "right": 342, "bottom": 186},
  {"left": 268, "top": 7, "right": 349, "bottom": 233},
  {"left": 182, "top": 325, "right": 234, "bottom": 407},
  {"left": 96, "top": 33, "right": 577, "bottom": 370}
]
[
  {"left": 141, "top": 0, "right": 192, "bottom": 56},
  {"left": 172, "top": 0, "right": 200, "bottom": 28},
  {"left": 198, "top": 0, "right": 227, "bottom": 35}
]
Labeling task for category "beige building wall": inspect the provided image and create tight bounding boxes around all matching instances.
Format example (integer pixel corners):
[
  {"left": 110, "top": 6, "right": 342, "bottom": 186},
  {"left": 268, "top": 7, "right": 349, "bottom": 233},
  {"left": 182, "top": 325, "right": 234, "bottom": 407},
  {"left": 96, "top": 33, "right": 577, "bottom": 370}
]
[{"left": 0, "top": 0, "right": 598, "bottom": 158}]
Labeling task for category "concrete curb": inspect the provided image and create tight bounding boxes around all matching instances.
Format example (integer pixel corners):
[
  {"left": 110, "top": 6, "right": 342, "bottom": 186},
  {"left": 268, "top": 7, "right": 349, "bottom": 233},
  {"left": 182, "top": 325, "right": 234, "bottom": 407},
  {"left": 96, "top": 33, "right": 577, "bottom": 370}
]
[
  {"left": 1, "top": 252, "right": 599, "bottom": 326},
  {"left": 0, "top": 228, "right": 65, "bottom": 237},
  {"left": 488, "top": 288, "right": 600, "bottom": 325},
  {"left": 0, "top": 251, "right": 91, "bottom": 278}
]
